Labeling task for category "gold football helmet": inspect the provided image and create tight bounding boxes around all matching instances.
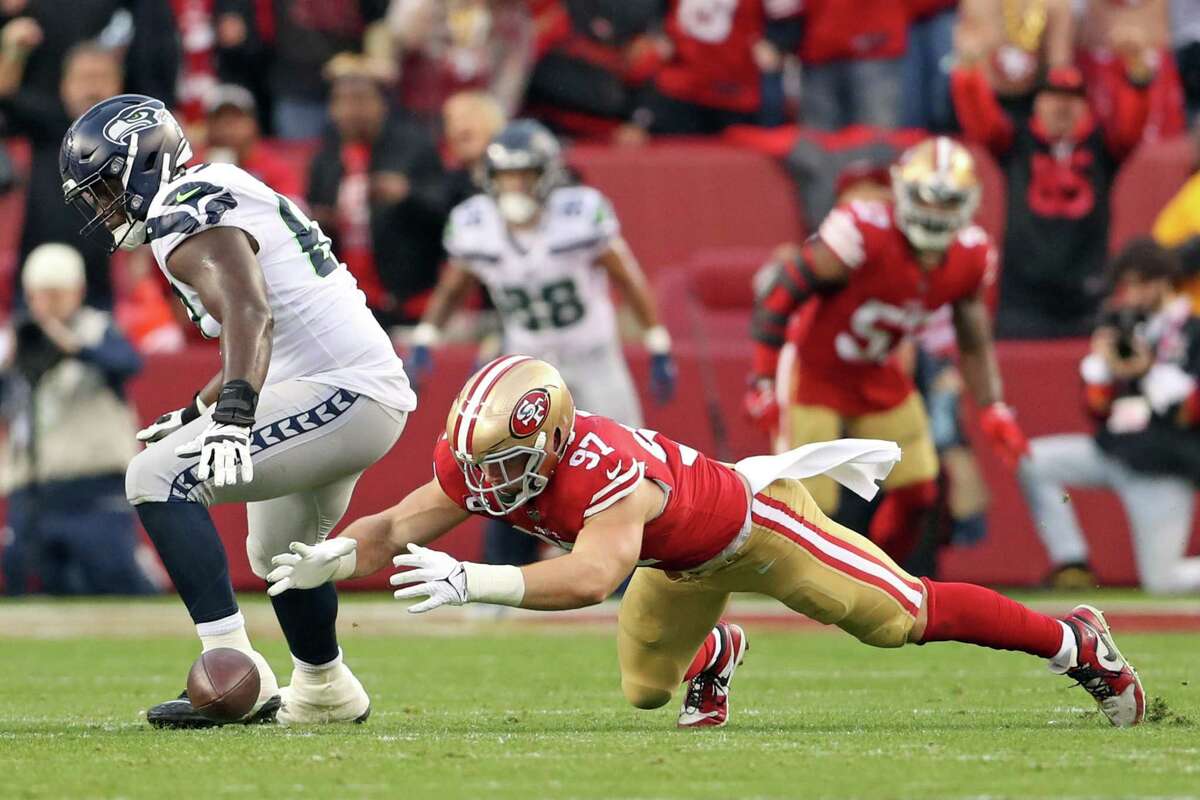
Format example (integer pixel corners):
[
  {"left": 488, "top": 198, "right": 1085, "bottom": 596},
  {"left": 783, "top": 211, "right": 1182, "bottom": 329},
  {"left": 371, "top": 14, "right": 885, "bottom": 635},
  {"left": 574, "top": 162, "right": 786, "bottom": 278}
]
[
  {"left": 891, "top": 136, "right": 981, "bottom": 253},
  {"left": 445, "top": 355, "right": 576, "bottom": 515}
]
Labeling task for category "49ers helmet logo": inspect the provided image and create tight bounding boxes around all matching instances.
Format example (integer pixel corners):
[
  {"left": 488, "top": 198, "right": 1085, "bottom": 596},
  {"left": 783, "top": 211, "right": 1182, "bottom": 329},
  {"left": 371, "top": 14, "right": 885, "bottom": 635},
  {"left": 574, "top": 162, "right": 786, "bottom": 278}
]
[{"left": 510, "top": 388, "right": 551, "bottom": 438}]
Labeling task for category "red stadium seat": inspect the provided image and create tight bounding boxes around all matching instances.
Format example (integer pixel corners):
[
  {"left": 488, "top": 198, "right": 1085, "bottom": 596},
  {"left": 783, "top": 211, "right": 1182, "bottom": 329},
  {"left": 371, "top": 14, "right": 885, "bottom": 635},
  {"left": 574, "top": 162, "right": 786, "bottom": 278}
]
[{"left": 1109, "top": 134, "right": 1198, "bottom": 253}]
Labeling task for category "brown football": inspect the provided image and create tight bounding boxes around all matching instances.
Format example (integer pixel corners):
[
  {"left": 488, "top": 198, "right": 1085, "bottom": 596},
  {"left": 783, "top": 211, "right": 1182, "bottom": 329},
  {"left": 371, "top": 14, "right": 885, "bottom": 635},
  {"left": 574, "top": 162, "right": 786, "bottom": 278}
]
[{"left": 186, "top": 648, "right": 260, "bottom": 723}]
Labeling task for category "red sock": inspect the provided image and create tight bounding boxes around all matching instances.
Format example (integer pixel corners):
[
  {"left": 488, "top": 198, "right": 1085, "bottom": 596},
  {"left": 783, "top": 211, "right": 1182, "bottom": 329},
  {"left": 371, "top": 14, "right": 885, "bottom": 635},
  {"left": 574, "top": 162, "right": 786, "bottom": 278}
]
[
  {"left": 919, "top": 579, "right": 1065, "bottom": 658},
  {"left": 683, "top": 627, "right": 720, "bottom": 682},
  {"left": 870, "top": 481, "right": 937, "bottom": 564}
]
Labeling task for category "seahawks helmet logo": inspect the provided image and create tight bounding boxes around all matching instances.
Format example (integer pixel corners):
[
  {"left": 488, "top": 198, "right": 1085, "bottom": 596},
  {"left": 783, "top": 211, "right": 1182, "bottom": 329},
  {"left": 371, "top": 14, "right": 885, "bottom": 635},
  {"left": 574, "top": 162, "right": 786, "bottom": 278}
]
[{"left": 102, "top": 102, "right": 167, "bottom": 145}]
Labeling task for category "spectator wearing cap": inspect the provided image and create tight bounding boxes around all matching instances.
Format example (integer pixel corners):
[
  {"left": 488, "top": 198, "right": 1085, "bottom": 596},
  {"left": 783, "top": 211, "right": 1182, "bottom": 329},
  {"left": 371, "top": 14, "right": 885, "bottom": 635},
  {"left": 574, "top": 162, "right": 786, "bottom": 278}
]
[
  {"left": 202, "top": 84, "right": 302, "bottom": 201},
  {"left": 952, "top": 63, "right": 1152, "bottom": 337},
  {"left": 307, "top": 57, "right": 449, "bottom": 325},
  {"left": 0, "top": 36, "right": 123, "bottom": 309},
  {"left": 0, "top": 244, "right": 154, "bottom": 596}
]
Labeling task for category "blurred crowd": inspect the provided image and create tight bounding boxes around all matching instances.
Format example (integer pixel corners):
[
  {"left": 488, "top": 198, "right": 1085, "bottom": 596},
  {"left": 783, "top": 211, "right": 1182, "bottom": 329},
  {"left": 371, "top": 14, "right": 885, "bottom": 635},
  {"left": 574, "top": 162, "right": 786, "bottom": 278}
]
[{"left": 2, "top": 0, "right": 1200, "bottom": 595}]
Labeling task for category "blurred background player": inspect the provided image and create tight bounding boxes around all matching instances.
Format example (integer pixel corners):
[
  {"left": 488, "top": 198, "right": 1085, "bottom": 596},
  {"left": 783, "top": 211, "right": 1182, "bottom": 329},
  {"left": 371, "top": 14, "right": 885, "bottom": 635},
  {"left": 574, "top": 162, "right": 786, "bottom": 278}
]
[
  {"left": 745, "top": 137, "right": 1028, "bottom": 572},
  {"left": 407, "top": 118, "right": 676, "bottom": 571},
  {"left": 1019, "top": 239, "right": 1200, "bottom": 593},
  {"left": 0, "top": 243, "right": 153, "bottom": 596},
  {"left": 61, "top": 94, "right": 415, "bottom": 727}
]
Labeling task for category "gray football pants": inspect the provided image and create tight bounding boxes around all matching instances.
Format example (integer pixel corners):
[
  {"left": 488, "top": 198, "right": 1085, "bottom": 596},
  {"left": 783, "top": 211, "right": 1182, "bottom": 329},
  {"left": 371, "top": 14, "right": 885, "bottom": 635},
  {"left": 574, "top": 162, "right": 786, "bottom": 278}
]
[
  {"left": 1018, "top": 433, "right": 1200, "bottom": 594},
  {"left": 125, "top": 380, "right": 407, "bottom": 578},
  {"left": 547, "top": 343, "right": 644, "bottom": 426}
]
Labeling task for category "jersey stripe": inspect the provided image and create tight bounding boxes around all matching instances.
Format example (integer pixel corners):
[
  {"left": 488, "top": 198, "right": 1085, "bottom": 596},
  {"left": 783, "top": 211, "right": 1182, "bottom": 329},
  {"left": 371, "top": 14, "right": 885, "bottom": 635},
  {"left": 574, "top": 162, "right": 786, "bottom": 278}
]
[
  {"left": 583, "top": 461, "right": 646, "bottom": 518},
  {"left": 455, "top": 355, "right": 532, "bottom": 454},
  {"left": 754, "top": 493, "right": 925, "bottom": 596},
  {"left": 751, "top": 498, "right": 923, "bottom": 614}
]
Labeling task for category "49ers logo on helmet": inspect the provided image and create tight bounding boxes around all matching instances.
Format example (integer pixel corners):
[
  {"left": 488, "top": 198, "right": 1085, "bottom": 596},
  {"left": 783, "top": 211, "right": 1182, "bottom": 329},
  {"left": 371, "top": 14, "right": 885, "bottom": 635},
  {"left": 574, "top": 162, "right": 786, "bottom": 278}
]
[{"left": 510, "top": 388, "right": 551, "bottom": 438}]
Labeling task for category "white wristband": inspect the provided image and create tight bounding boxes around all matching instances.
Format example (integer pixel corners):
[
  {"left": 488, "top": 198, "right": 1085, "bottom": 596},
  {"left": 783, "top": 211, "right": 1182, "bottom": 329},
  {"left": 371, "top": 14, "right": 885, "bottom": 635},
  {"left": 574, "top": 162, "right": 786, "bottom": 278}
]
[
  {"left": 331, "top": 550, "right": 357, "bottom": 582},
  {"left": 462, "top": 562, "right": 526, "bottom": 606},
  {"left": 410, "top": 322, "right": 441, "bottom": 348},
  {"left": 644, "top": 325, "right": 672, "bottom": 355}
]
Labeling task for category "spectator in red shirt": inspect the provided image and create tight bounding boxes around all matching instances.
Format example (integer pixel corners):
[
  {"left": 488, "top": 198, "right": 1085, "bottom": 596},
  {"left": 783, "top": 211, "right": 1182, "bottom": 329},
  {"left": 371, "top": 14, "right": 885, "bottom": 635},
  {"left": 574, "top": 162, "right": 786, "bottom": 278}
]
[
  {"left": 797, "top": 0, "right": 908, "bottom": 129},
  {"left": 626, "top": 0, "right": 801, "bottom": 136},
  {"left": 1076, "top": 0, "right": 1186, "bottom": 143},
  {"left": 952, "top": 61, "right": 1152, "bottom": 337},
  {"left": 202, "top": 84, "right": 303, "bottom": 202}
]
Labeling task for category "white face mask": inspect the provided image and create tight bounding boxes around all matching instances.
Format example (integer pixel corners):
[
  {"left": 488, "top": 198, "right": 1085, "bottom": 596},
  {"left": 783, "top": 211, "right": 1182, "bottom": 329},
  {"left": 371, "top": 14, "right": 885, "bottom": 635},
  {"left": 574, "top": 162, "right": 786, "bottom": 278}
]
[
  {"left": 113, "top": 219, "right": 147, "bottom": 251},
  {"left": 497, "top": 191, "right": 539, "bottom": 225}
]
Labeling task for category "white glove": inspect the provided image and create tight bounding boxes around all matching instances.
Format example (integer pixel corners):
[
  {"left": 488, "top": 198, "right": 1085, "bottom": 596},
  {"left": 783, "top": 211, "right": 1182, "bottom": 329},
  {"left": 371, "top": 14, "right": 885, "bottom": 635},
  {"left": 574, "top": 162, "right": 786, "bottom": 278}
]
[
  {"left": 390, "top": 543, "right": 468, "bottom": 613},
  {"left": 266, "top": 538, "right": 357, "bottom": 596},
  {"left": 137, "top": 397, "right": 206, "bottom": 443},
  {"left": 175, "top": 421, "right": 253, "bottom": 487},
  {"left": 1141, "top": 362, "right": 1197, "bottom": 415}
]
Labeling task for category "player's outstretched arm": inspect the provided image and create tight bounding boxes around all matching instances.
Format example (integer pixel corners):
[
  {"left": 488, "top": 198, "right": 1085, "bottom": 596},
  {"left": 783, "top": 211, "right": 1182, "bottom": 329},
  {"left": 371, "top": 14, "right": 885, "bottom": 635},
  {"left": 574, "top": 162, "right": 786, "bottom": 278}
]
[
  {"left": 390, "top": 480, "right": 657, "bottom": 613},
  {"left": 265, "top": 479, "right": 469, "bottom": 595},
  {"left": 514, "top": 486, "right": 648, "bottom": 610}
]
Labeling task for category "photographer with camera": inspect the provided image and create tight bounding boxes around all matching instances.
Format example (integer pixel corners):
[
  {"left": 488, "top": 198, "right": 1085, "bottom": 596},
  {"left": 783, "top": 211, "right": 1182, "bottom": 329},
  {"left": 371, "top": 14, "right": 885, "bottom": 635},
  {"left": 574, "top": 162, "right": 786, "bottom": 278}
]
[
  {"left": 1, "top": 244, "right": 155, "bottom": 595},
  {"left": 1018, "top": 238, "right": 1200, "bottom": 594}
]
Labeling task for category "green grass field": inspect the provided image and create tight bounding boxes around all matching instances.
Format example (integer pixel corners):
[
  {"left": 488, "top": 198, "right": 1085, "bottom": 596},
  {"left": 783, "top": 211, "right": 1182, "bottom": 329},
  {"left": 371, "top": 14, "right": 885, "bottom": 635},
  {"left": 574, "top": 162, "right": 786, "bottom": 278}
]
[{"left": 1, "top": 595, "right": 1197, "bottom": 800}]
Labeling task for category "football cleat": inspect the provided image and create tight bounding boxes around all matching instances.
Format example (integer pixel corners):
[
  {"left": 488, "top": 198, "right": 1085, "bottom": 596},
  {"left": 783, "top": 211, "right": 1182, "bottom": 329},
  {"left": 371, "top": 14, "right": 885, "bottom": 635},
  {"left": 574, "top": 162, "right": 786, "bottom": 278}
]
[
  {"left": 1060, "top": 604, "right": 1145, "bottom": 727},
  {"left": 678, "top": 623, "right": 748, "bottom": 729},
  {"left": 145, "top": 690, "right": 281, "bottom": 729},
  {"left": 277, "top": 663, "right": 371, "bottom": 725}
]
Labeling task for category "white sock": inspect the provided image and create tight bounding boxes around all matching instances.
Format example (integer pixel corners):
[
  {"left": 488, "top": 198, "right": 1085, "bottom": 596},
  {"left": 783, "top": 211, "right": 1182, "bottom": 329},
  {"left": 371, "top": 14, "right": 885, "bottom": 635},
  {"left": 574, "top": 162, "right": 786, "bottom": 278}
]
[
  {"left": 196, "top": 611, "right": 254, "bottom": 653},
  {"left": 293, "top": 648, "right": 343, "bottom": 677},
  {"left": 1047, "top": 621, "right": 1077, "bottom": 673}
]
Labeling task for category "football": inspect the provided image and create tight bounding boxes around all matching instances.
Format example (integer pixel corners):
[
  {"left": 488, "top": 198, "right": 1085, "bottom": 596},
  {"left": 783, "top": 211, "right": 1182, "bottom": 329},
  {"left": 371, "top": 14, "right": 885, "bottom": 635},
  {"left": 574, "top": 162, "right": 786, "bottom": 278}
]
[{"left": 186, "top": 648, "right": 260, "bottom": 723}]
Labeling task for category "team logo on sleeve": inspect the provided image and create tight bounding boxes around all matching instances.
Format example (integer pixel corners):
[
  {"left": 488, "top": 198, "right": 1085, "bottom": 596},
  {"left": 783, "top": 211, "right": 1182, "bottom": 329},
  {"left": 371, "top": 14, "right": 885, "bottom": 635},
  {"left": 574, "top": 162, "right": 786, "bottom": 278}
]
[
  {"left": 510, "top": 389, "right": 551, "bottom": 438},
  {"left": 102, "top": 102, "right": 168, "bottom": 144}
]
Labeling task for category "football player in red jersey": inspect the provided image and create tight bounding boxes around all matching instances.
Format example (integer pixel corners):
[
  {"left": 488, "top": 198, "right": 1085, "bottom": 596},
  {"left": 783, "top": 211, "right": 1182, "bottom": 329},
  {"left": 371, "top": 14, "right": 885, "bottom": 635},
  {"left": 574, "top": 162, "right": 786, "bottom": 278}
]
[
  {"left": 267, "top": 356, "right": 1145, "bottom": 729},
  {"left": 745, "top": 136, "right": 1029, "bottom": 565}
]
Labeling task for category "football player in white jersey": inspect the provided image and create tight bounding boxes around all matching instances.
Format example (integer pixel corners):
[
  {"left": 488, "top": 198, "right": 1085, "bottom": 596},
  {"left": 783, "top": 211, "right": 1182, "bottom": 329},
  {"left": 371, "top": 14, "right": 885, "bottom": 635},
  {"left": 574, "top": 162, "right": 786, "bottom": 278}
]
[
  {"left": 407, "top": 118, "right": 675, "bottom": 568},
  {"left": 408, "top": 119, "right": 676, "bottom": 424},
  {"left": 60, "top": 95, "right": 416, "bottom": 727}
]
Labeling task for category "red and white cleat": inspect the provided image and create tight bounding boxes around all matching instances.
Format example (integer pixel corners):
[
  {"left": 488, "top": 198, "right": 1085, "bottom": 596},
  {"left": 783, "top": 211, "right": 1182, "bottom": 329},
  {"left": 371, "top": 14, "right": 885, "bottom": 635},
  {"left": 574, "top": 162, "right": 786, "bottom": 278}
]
[
  {"left": 678, "top": 623, "right": 748, "bottom": 729},
  {"left": 1059, "top": 605, "right": 1145, "bottom": 727}
]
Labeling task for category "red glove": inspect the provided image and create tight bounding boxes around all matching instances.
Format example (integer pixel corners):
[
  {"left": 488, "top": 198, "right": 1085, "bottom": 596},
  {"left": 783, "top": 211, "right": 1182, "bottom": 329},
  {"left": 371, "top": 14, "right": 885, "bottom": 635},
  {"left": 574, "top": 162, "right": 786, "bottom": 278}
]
[
  {"left": 743, "top": 377, "right": 780, "bottom": 434},
  {"left": 979, "top": 402, "right": 1029, "bottom": 468}
]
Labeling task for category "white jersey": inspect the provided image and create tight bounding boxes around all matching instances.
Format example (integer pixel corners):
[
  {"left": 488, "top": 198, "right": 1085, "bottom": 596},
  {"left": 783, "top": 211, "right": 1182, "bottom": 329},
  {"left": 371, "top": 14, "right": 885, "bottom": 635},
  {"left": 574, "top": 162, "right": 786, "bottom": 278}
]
[
  {"left": 444, "top": 185, "right": 621, "bottom": 360},
  {"left": 145, "top": 162, "right": 416, "bottom": 412}
]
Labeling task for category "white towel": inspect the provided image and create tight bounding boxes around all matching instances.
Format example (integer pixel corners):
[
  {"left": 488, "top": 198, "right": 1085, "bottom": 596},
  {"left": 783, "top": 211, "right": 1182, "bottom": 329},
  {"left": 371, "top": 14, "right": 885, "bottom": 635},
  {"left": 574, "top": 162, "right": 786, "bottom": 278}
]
[{"left": 733, "top": 438, "right": 903, "bottom": 500}]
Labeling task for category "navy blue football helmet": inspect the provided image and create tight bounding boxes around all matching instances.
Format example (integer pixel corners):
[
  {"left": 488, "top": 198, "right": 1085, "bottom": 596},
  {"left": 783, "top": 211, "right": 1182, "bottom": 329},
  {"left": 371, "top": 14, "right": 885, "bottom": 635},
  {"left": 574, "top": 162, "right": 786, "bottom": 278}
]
[
  {"left": 60, "top": 94, "right": 192, "bottom": 252},
  {"left": 480, "top": 119, "right": 565, "bottom": 224}
]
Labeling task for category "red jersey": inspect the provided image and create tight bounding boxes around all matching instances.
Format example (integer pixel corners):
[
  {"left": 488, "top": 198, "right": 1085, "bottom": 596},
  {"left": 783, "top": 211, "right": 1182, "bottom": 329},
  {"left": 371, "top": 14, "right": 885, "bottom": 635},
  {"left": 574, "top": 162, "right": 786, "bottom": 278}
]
[
  {"left": 796, "top": 200, "right": 995, "bottom": 415},
  {"left": 797, "top": 0, "right": 908, "bottom": 64},
  {"left": 656, "top": 0, "right": 800, "bottom": 113},
  {"left": 434, "top": 412, "right": 749, "bottom": 571}
]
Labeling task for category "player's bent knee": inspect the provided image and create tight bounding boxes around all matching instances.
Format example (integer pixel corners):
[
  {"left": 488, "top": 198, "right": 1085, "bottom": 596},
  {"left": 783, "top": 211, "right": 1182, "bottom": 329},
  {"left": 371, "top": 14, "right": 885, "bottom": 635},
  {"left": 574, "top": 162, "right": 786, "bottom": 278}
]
[
  {"left": 622, "top": 680, "right": 673, "bottom": 710},
  {"left": 125, "top": 448, "right": 170, "bottom": 506},
  {"left": 854, "top": 617, "right": 915, "bottom": 649},
  {"left": 245, "top": 536, "right": 274, "bottom": 580}
]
